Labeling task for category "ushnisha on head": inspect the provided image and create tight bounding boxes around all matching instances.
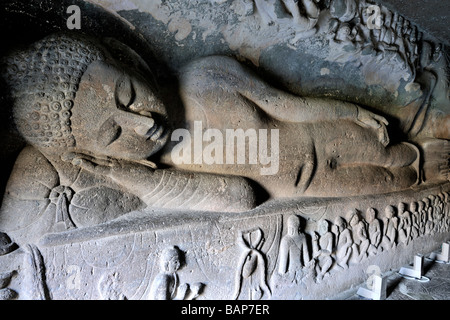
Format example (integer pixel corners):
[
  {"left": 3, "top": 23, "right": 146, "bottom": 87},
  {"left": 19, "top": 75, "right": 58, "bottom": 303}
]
[
  {"left": 2, "top": 32, "right": 169, "bottom": 161},
  {"left": 2, "top": 33, "right": 100, "bottom": 150}
]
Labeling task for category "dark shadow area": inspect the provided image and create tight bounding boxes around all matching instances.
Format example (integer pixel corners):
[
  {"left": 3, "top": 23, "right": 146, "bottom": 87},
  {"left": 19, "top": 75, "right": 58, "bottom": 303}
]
[
  {"left": 422, "top": 257, "right": 436, "bottom": 275},
  {"left": 386, "top": 274, "right": 404, "bottom": 297}
]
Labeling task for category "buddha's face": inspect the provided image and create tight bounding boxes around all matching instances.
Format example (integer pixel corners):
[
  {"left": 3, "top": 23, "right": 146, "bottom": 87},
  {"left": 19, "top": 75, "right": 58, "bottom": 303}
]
[{"left": 71, "top": 59, "right": 169, "bottom": 161}]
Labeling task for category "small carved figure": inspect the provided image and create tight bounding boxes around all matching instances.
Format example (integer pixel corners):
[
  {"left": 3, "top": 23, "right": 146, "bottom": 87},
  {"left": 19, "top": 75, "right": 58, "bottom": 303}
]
[
  {"left": 397, "top": 202, "right": 412, "bottom": 245},
  {"left": 445, "top": 192, "right": 450, "bottom": 232},
  {"left": 334, "top": 23, "right": 356, "bottom": 43},
  {"left": 312, "top": 219, "right": 334, "bottom": 282},
  {"left": 443, "top": 192, "right": 450, "bottom": 232},
  {"left": 278, "top": 216, "right": 310, "bottom": 278},
  {"left": 349, "top": 210, "right": 369, "bottom": 263},
  {"left": 381, "top": 205, "right": 398, "bottom": 250},
  {"left": 334, "top": 216, "right": 353, "bottom": 269},
  {"left": 409, "top": 202, "right": 420, "bottom": 239},
  {"left": 330, "top": 0, "right": 357, "bottom": 22},
  {"left": 149, "top": 246, "right": 204, "bottom": 300},
  {"left": 435, "top": 194, "right": 445, "bottom": 232},
  {"left": 432, "top": 44, "right": 443, "bottom": 63},
  {"left": 429, "top": 195, "right": 440, "bottom": 234},
  {"left": 418, "top": 200, "right": 427, "bottom": 236},
  {"left": 425, "top": 198, "right": 435, "bottom": 235},
  {"left": 366, "top": 208, "right": 382, "bottom": 256}
]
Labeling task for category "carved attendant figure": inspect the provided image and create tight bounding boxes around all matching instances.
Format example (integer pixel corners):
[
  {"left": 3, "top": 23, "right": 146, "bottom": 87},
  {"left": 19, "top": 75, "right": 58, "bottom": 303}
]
[
  {"left": 397, "top": 203, "right": 412, "bottom": 245},
  {"left": 418, "top": 200, "right": 427, "bottom": 236},
  {"left": 349, "top": 211, "right": 369, "bottom": 263},
  {"left": 312, "top": 219, "right": 334, "bottom": 282},
  {"left": 149, "top": 246, "right": 203, "bottom": 300},
  {"left": 425, "top": 198, "right": 435, "bottom": 235},
  {"left": 409, "top": 202, "right": 420, "bottom": 239},
  {"left": 429, "top": 195, "right": 440, "bottom": 234},
  {"left": 366, "top": 208, "right": 382, "bottom": 256},
  {"left": 278, "top": 215, "right": 310, "bottom": 278},
  {"left": 381, "top": 205, "right": 398, "bottom": 250},
  {"left": 334, "top": 216, "right": 353, "bottom": 269}
]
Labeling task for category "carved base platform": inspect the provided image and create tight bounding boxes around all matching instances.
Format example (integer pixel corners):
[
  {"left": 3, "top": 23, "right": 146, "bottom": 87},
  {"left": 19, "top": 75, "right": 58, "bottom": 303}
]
[{"left": 2, "top": 182, "right": 448, "bottom": 300}]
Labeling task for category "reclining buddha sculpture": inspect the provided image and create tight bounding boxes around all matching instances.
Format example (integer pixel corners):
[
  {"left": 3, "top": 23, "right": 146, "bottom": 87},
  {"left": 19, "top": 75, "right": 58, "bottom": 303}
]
[{"left": 0, "top": 31, "right": 448, "bottom": 247}]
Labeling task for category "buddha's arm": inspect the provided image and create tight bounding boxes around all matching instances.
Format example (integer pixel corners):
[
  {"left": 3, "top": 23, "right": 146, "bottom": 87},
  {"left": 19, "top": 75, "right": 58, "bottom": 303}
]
[
  {"left": 188, "top": 56, "right": 387, "bottom": 124},
  {"left": 182, "top": 56, "right": 389, "bottom": 145},
  {"left": 69, "top": 156, "right": 257, "bottom": 213},
  {"left": 237, "top": 71, "right": 389, "bottom": 131}
]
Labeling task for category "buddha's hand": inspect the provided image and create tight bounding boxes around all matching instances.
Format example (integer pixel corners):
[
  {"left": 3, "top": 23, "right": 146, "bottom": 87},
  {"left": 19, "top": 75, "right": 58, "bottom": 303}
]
[
  {"left": 355, "top": 107, "right": 390, "bottom": 147},
  {"left": 62, "top": 152, "right": 155, "bottom": 184}
]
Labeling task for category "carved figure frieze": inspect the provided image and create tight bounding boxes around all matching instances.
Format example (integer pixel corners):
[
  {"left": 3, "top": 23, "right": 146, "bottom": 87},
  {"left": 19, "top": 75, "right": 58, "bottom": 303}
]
[{"left": 269, "top": 191, "right": 450, "bottom": 287}]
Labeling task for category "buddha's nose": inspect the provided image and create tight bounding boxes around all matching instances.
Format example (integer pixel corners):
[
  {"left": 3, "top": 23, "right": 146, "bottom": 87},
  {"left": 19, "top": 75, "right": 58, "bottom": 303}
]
[
  {"left": 134, "top": 118, "right": 155, "bottom": 137},
  {"left": 133, "top": 116, "right": 155, "bottom": 138},
  {"left": 115, "top": 110, "right": 155, "bottom": 137}
]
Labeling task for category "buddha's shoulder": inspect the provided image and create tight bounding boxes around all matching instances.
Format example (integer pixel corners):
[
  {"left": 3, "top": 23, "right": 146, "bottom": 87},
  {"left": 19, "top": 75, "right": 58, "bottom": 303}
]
[{"left": 5, "top": 146, "right": 59, "bottom": 199}]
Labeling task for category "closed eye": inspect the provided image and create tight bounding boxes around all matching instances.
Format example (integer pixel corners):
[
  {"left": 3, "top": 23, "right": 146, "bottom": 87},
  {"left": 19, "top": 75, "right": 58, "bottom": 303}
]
[{"left": 115, "top": 76, "right": 136, "bottom": 110}]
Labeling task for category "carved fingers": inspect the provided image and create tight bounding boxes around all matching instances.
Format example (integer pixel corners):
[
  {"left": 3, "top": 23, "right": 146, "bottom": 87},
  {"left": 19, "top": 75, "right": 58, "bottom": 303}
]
[
  {"left": 356, "top": 107, "right": 389, "bottom": 128},
  {"left": 62, "top": 152, "right": 117, "bottom": 176},
  {"left": 356, "top": 107, "right": 390, "bottom": 147}
]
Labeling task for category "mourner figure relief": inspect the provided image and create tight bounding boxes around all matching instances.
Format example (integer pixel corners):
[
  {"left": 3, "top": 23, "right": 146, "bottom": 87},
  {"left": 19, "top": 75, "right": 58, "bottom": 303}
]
[{"left": 0, "top": 0, "right": 448, "bottom": 299}]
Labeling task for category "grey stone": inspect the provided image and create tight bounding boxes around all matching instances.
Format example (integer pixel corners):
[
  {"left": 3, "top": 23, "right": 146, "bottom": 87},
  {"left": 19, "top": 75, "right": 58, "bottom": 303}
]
[{"left": 0, "top": 0, "right": 448, "bottom": 300}]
